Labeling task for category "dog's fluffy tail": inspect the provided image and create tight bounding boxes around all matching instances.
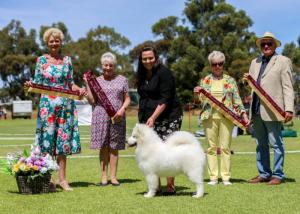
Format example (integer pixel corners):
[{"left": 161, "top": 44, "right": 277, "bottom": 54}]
[{"left": 165, "top": 131, "right": 200, "bottom": 146}]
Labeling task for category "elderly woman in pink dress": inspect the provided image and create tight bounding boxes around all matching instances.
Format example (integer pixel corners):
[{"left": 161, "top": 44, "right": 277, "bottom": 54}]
[{"left": 84, "top": 52, "right": 130, "bottom": 186}]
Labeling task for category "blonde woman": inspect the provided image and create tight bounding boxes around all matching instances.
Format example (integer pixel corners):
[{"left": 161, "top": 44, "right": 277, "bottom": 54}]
[{"left": 25, "top": 27, "right": 86, "bottom": 191}]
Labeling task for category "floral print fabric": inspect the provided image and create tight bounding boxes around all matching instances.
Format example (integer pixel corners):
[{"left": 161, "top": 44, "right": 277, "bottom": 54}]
[
  {"left": 154, "top": 117, "right": 182, "bottom": 141},
  {"left": 90, "top": 75, "right": 128, "bottom": 150},
  {"left": 33, "top": 55, "right": 81, "bottom": 155},
  {"left": 198, "top": 74, "right": 245, "bottom": 121}
]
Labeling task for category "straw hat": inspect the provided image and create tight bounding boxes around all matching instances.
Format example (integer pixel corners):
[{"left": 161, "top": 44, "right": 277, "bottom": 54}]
[{"left": 256, "top": 32, "right": 281, "bottom": 48}]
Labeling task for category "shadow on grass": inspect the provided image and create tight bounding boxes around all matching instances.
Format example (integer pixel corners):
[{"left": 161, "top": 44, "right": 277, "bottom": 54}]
[
  {"left": 8, "top": 190, "right": 59, "bottom": 194},
  {"left": 91, "top": 178, "right": 141, "bottom": 186},
  {"left": 70, "top": 181, "right": 95, "bottom": 187},
  {"left": 136, "top": 185, "right": 203, "bottom": 197},
  {"left": 204, "top": 178, "right": 248, "bottom": 183},
  {"left": 284, "top": 177, "right": 296, "bottom": 183},
  {"left": 117, "top": 178, "right": 141, "bottom": 184},
  {"left": 136, "top": 187, "right": 208, "bottom": 197},
  {"left": 70, "top": 179, "right": 142, "bottom": 187},
  {"left": 203, "top": 177, "right": 296, "bottom": 184}
]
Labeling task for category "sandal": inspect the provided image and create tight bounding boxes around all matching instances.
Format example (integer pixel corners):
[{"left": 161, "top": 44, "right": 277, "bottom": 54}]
[
  {"left": 59, "top": 180, "right": 73, "bottom": 191},
  {"left": 111, "top": 178, "right": 120, "bottom": 186}
]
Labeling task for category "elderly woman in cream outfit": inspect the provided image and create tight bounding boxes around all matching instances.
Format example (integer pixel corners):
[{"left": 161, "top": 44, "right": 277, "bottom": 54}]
[{"left": 195, "top": 51, "right": 249, "bottom": 186}]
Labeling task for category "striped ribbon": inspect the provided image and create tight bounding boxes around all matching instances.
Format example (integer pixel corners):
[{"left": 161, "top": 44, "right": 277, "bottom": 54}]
[
  {"left": 246, "top": 75, "right": 286, "bottom": 121},
  {"left": 198, "top": 88, "right": 248, "bottom": 130},
  {"left": 25, "top": 83, "right": 81, "bottom": 100},
  {"left": 85, "top": 70, "right": 116, "bottom": 123}
]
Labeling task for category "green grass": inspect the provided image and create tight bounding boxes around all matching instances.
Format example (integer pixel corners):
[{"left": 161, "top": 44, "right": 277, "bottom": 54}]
[{"left": 0, "top": 116, "right": 300, "bottom": 214}]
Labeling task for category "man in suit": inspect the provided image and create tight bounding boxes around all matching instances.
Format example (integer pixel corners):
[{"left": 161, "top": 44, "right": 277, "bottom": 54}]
[{"left": 246, "top": 32, "right": 294, "bottom": 185}]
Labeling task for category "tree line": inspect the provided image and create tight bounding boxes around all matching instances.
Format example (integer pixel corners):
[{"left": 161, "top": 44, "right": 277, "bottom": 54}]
[{"left": 0, "top": 0, "right": 299, "bottom": 105}]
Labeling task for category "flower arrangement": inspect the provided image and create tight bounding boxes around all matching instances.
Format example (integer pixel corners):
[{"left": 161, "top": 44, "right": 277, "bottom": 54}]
[{"left": 0, "top": 146, "right": 59, "bottom": 179}]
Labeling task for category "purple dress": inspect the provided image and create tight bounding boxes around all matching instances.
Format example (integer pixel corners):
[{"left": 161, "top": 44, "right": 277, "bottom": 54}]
[{"left": 90, "top": 75, "right": 128, "bottom": 150}]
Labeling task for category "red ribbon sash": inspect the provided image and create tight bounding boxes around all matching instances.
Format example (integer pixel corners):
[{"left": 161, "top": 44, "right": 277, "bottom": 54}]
[
  {"left": 198, "top": 88, "right": 248, "bottom": 130},
  {"left": 85, "top": 70, "right": 117, "bottom": 118},
  {"left": 25, "top": 83, "right": 81, "bottom": 100},
  {"left": 246, "top": 75, "right": 286, "bottom": 121}
]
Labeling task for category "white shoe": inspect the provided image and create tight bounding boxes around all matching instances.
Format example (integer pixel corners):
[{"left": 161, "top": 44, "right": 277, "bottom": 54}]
[
  {"left": 223, "top": 181, "right": 232, "bottom": 186},
  {"left": 207, "top": 180, "right": 218, "bottom": 185}
]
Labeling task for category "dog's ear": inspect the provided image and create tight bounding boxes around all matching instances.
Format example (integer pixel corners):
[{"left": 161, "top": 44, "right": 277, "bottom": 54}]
[
  {"left": 134, "top": 123, "right": 144, "bottom": 138},
  {"left": 134, "top": 123, "right": 141, "bottom": 133}
]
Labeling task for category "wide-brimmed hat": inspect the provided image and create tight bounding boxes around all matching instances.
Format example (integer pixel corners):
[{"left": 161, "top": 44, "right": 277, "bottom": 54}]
[{"left": 256, "top": 32, "right": 281, "bottom": 48}]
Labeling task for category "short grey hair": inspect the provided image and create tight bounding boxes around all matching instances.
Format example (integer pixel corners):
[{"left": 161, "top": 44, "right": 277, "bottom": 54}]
[
  {"left": 43, "top": 27, "right": 64, "bottom": 43},
  {"left": 208, "top": 51, "right": 225, "bottom": 65},
  {"left": 101, "top": 52, "right": 117, "bottom": 65}
]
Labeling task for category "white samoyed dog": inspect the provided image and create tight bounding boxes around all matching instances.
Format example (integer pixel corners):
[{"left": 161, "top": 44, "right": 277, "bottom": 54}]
[{"left": 127, "top": 123, "right": 206, "bottom": 198}]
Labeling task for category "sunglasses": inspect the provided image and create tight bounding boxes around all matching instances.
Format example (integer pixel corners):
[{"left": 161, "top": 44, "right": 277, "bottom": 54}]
[
  {"left": 260, "top": 42, "right": 273, "bottom": 48},
  {"left": 212, "top": 62, "right": 224, "bottom": 67}
]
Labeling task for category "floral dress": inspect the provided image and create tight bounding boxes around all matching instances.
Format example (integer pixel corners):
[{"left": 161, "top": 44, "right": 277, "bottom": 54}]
[
  {"left": 33, "top": 54, "right": 81, "bottom": 155},
  {"left": 90, "top": 75, "right": 128, "bottom": 150},
  {"left": 199, "top": 73, "right": 245, "bottom": 121}
]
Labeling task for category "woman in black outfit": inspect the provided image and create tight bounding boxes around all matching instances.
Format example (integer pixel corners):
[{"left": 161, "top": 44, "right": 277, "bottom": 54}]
[{"left": 136, "top": 46, "right": 183, "bottom": 194}]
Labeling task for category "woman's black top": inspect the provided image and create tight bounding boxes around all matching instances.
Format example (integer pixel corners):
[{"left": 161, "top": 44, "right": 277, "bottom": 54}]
[{"left": 137, "top": 64, "right": 182, "bottom": 123}]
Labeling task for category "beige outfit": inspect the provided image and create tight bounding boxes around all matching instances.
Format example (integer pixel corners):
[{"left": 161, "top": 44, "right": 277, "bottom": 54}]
[
  {"left": 203, "top": 79, "right": 234, "bottom": 181},
  {"left": 249, "top": 54, "right": 294, "bottom": 120}
]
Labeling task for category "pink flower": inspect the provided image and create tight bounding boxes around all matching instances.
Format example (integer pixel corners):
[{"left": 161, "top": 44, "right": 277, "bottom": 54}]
[
  {"left": 63, "top": 144, "right": 70, "bottom": 153},
  {"left": 18, "top": 157, "right": 25, "bottom": 163},
  {"left": 33, "top": 147, "right": 41, "bottom": 155},
  {"left": 57, "top": 128, "right": 63, "bottom": 136},
  {"left": 50, "top": 77, "right": 56, "bottom": 83},
  {"left": 40, "top": 107, "right": 48, "bottom": 117},
  {"left": 62, "top": 133, "right": 69, "bottom": 141},
  {"left": 42, "top": 63, "right": 50, "bottom": 70}
]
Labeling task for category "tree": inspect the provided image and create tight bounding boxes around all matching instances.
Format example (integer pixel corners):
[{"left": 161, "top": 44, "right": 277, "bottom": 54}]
[
  {"left": 0, "top": 20, "right": 134, "bottom": 100},
  {"left": 282, "top": 39, "right": 300, "bottom": 105},
  {"left": 0, "top": 20, "right": 39, "bottom": 99},
  {"left": 39, "top": 22, "right": 72, "bottom": 49},
  {"left": 130, "top": 0, "right": 258, "bottom": 103},
  {"left": 62, "top": 26, "right": 132, "bottom": 86}
]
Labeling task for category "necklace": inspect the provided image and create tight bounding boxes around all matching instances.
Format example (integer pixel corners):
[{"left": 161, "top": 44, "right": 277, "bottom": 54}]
[{"left": 45, "top": 54, "right": 64, "bottom": 65}]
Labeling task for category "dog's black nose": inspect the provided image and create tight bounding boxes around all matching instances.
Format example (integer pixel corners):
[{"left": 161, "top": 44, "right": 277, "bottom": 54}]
[{"left": 127, "top": 142, "right": 137, "bottom": 147}]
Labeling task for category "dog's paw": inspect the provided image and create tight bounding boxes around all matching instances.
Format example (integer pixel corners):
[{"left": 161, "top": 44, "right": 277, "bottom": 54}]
[{"left": 144, "top": 192, "right": 155, "bottom": 198}]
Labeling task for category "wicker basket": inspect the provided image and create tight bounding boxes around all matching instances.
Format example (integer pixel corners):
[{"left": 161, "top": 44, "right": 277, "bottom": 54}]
[{"left": 16, "top": 173, "right": 51, "bottom": 194}]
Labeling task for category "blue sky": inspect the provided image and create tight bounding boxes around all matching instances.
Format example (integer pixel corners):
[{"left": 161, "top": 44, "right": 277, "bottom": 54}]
[{"left": 1, "top": 0, "right": 300, "bottom": 53}]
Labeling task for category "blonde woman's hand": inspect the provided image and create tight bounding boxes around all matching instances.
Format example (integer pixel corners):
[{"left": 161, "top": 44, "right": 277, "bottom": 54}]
[
  {"left": 24, "top": 80, "right": 32, "bottom": 88},
  {"left": 83, "top": 73, "right": 89, "bottom": 84},
  {"left": 78, "top": 87, "right": 87, "bottom": 96}
]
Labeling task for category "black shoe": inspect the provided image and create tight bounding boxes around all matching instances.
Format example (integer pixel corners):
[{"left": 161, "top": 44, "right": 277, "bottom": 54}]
[{"left": 162, "top": 191, "right": 176, "bottom": 196}]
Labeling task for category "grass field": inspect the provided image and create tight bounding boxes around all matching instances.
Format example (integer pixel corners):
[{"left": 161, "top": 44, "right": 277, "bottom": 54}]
[{"left": 0, "top": 116, "right": 299, "bottom": 214}]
